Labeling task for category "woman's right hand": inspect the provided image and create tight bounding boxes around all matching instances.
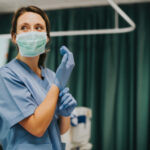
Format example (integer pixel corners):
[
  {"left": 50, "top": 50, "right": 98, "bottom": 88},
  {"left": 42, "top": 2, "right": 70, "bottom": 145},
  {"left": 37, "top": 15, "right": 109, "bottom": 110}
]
[{"left": 54, "top": 46, "right": 75, "bottom": 90}]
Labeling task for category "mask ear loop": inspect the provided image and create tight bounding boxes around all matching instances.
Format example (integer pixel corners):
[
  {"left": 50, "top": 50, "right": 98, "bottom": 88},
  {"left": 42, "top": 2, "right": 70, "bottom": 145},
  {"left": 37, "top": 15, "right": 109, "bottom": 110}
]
[
  {"left": 45, "top": 38, "right": 51, "bottom": 54},
  {"left": 12, "top": 33, "right": 20, "bottom": 52}
]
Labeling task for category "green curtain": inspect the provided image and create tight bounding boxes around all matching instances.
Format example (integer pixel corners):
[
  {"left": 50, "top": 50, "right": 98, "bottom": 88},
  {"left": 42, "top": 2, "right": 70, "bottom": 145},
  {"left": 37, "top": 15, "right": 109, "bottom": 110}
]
[{"left": 0, "top": 3, "right": 150, "bottom": 150}]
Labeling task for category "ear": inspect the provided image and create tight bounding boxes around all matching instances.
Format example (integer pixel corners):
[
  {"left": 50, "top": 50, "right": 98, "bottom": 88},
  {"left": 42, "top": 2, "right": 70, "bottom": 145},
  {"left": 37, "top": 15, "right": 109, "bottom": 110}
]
[{"left": 12, "top": 33, "right": 16, "bottom": 44}]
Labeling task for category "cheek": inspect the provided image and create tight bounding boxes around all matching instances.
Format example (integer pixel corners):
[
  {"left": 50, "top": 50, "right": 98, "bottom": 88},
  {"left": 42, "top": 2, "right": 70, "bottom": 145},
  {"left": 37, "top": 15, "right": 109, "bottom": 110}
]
[
  {"left": 17, "top": 30, "right": 22, "bottom": 34},
  {"left": 16, "top": 27, "right": 22, "bottom": 34},
  {"left": 17, "top": 29, "right": 28, "bottom": 34}
]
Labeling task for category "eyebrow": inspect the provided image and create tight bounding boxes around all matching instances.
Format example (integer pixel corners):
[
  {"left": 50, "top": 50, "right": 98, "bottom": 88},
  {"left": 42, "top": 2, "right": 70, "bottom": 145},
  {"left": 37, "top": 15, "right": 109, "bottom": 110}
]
[
  {"left": 35, "top": 23, "right": 45, "bottom": 27},
  {"left": 19, "top": 23, "right": 29, "bottom": 26},
  {"left": 19, "top": 23, "right": 45, "bottom": 26}
]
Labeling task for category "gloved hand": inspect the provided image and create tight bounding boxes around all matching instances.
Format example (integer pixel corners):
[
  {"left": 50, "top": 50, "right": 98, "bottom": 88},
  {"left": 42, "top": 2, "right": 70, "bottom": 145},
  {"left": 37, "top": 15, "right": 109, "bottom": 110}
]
[
  {"left": 54, "top": 46, "right": 75, "bottom": 90},
  {"left": 56, "top": 87, "right": 77, "bottom": 117}
]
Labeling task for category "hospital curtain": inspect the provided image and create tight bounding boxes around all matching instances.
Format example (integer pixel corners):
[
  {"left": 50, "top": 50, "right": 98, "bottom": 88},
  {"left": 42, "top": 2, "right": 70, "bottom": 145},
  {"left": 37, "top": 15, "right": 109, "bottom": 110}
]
[{"left": 0, "top": 3, "right": 150, "bottom": 150}]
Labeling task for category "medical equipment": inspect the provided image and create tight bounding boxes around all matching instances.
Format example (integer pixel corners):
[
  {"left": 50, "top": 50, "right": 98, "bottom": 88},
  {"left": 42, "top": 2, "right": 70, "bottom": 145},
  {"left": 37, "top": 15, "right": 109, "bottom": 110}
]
[
  {"left": 61, "top": 107, "right": 92, "bottom": 150},
  {"left": 54, "top": 46, "right": 75, "bottom": 90},
  {"left": 56, "top": 87, "right": 77, "bottom": 117},
  {"left": 59, "top": 87, "right": 70, "bottom": 97},
  {"left": 16, "top": 31, "right": 47, "bottom": 57}
]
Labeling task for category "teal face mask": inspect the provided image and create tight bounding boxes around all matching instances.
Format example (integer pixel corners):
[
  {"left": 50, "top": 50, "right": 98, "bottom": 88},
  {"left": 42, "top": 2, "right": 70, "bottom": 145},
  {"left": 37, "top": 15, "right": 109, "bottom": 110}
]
[{"left": 16, "top": 31, "right": 47, "bottom": 57}]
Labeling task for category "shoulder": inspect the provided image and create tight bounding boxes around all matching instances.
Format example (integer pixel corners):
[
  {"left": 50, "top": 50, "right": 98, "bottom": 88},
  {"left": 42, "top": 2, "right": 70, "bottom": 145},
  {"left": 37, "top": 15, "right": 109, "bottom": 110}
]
[
  {"left": 0, "top": 60, "right": 21, "bottom": 82},
  {"left": 0, "top": 65, "right": 13, "bottom": 78}
]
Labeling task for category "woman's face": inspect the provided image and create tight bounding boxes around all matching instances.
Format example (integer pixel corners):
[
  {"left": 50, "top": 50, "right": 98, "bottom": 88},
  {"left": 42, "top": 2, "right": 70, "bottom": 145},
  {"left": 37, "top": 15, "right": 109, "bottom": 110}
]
[{"left": 13, "top": 11, "right": 47, "bottom": 42}]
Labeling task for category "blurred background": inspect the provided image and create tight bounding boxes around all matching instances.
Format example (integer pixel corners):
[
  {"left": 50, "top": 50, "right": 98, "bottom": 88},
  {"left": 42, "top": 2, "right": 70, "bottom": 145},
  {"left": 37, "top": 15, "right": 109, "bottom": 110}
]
[{"left": 0, "top": 0, "right": 150, "bottom": 150}]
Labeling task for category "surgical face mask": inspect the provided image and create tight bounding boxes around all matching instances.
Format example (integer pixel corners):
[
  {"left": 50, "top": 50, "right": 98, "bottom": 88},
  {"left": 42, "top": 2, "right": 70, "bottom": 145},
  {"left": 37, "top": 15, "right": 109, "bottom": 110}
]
[{"left": 16, "top": 31, "right": 47, "bottom": 57}]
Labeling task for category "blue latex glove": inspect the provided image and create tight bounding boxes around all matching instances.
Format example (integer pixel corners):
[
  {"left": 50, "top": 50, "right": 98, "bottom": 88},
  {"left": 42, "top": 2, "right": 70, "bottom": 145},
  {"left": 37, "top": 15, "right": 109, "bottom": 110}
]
[
  {"left": 54, "top": 46, "right": 75, "bottom": 90},
  {"left": 56, "top": 87, "right": 77, "bottom": 117}
]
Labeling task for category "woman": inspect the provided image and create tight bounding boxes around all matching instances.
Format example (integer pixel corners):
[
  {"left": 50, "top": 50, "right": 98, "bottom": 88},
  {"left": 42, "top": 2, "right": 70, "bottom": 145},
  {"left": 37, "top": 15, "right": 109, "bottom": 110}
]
[{"left": 0, "top": 6, "right": 77, "bottom": 150}]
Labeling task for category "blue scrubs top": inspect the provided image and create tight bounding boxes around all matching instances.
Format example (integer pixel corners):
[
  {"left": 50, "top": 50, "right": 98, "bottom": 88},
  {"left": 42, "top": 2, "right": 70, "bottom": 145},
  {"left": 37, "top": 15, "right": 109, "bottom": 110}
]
[{"left": 0, "top": 58, "right": 65, "bottom": 150}]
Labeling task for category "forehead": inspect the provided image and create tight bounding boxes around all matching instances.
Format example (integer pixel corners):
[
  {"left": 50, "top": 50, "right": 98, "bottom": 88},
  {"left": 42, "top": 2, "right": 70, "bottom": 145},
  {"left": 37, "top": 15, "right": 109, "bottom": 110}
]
[{"left": 17, "top": 12, "right": 46, "bottom": 26}]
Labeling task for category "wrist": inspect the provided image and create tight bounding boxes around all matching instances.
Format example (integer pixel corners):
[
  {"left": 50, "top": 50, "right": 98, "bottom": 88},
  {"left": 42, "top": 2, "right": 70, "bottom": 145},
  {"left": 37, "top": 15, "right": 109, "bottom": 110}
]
[
  {"left": 51, "top": 84, "right": 60, "bottom": 92},
  {"left": 53, "top": 78, "right": 62, "bottom": 91}
]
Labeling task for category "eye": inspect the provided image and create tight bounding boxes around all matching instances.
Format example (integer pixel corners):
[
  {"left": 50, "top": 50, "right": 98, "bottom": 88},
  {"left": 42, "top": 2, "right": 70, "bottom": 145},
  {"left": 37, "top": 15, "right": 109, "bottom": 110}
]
[
  {"left": 21, "top": 25, "right": 28, "bottom": 31},
  {"left": 35, "top": 25, "right": 44, "bottom": 31},
  {"left": 36, "top": 26, "right": 42, "bottom": 30}
]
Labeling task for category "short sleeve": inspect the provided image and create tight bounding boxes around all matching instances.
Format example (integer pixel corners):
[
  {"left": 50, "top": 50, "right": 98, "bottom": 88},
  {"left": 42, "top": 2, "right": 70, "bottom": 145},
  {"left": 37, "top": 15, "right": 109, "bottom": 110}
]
[{"left": 0, "top": 67, "right": 37, "bottom": 130}]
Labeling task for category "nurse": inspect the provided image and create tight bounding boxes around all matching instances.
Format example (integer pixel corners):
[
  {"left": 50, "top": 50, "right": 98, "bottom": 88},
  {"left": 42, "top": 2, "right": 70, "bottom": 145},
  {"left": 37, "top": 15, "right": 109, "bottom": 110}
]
[{"left": 0, "top": 6, "right": 77, "bottom": 150}]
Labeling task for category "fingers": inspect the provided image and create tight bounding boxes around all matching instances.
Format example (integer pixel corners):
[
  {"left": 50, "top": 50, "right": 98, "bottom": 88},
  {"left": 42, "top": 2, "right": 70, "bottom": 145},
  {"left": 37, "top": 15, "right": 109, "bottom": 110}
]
[
  {"left": 60, "top": 93, "right": 70, "bottom": 105},
  {"left": 60, "top": 95, "right": 77, "bottom": 110},
  {"left": 59, "top": 87, "right": 69, "bottom": 97},
  {"left": 62, "top": 99, "right": 77, "bottom": 109},
  {"left": 66, "top": 52, "right": 75, "bottom": 69},
  {"left": 61, "top": 53, "right": 68, "bottom": 65},
  {"left": 60, "top": 46, "right": 71, "bottom": 56},
  {"left": 59, "top": 96, "right": 72, "bottom": 110},
  {"left": 60, "top": 46, "right": 75, "bottom": 72},
  {"left": 55, "top": 45, "right": 75, "bottom": 90},
  {"left": 69, "top": 100, "right": 77, "bottom": 107},
  {"left": 60, "top": 46, "right": 75, "bottom": 68}
]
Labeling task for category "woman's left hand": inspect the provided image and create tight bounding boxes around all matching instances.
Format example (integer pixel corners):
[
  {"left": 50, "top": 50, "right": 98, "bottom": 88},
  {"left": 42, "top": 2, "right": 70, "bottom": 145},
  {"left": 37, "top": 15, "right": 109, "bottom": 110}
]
[{"left": 56, "top": 88, "right": 77, "bottom": 117}]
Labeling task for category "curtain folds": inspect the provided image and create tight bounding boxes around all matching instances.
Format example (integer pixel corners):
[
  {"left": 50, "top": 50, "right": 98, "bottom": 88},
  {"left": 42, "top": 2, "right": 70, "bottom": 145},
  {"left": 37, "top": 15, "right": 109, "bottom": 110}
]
[{"left": 0, "top": 3, "right": 149, "bottom": 150}]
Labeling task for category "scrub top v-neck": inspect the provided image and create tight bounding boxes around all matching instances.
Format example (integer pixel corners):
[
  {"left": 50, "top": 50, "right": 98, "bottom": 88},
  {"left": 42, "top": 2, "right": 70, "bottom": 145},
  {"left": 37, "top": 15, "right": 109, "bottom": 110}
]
[
  {"left": 15, "top": 58, "right": 50, "bottom": 92},
  {"left": 0, "top": 58, "right": 64, "bottom": 150}
]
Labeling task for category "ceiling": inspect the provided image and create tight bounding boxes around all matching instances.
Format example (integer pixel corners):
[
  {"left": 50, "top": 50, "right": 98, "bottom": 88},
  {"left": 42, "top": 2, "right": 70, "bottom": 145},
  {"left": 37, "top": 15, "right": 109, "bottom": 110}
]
[{"left": 0, "top": 0, "right": 150, "bottom": 13}]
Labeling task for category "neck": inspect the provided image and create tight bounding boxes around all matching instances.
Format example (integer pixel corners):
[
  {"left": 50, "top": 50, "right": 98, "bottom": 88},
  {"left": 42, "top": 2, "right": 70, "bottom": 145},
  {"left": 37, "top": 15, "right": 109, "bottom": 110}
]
[{"left": 16, "top": 53, "right": 40, "bottom": 73}]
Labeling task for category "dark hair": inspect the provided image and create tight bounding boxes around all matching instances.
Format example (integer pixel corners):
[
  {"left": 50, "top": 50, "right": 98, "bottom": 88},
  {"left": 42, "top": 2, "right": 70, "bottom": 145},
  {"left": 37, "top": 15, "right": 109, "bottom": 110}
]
[{"left": 10, "top": 5, "right": 50, "bottom": 68}]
